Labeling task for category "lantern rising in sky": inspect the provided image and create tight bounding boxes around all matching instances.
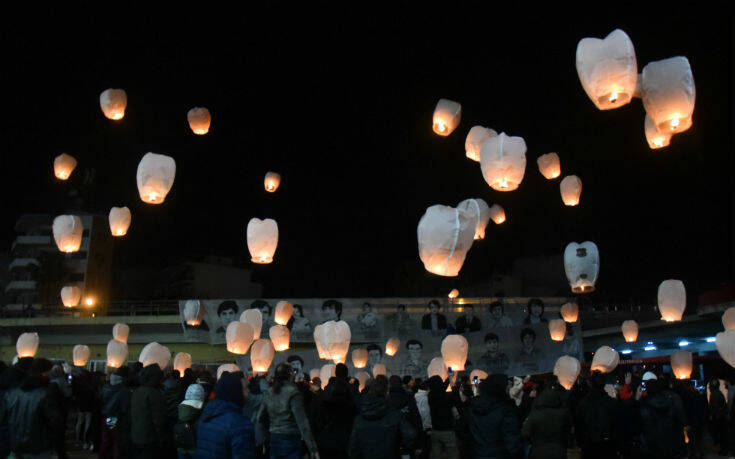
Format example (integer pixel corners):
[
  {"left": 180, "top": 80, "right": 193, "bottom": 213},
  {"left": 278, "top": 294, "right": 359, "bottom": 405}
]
[
  {"left": 73, "top": 344, "right": 90, "bottom": 367},
  {"left": 274, "top": 301, "right": 294, "bottom": 325},
  {"left": 60, "top": 286, "right": 82, "bottom": 308},
  {"left": 173, "top": 352, "right": 192, "bottom": 376},
  {"left": 53, "top": 215, "right": 83, "bottom": 253},
  {"left": 99, "top": 88, "right": 127, "bottom": 120},
  {"left": 441, "top": 334, "right": 468, "bottom": 371},
  {"left": 183, "top": 299, "right": 204, "bottom": 326},
  {"left": 465, "top": 126, "right": 497, "bottom": 162},
  {"left": 247, "top": 218, "right": 279, "bottom": 264},
  {"left": 671, "top": 350, "right": 693, "bottom": 380},
  {"left": 264, "top": 172, "right": 281, "bottom": 193},
  {"left": 432, "top": 98, "right": 461, "bottom": 136},
  {"left": 641, "top": 56, "right": 695, "bottom": 134},
  {"left": 106, "top": 339, "right": 128, "bottom": 368},
  {"left": 417, "top": 205, "right": 475, "bottom": 277},
  {"left": 187, "top": 107, "right": 211, "bottom": 134},
  {"left": 644, "top": 114, "right": 671, "bottom": 149},
  {"left": 136, "top": 153, "right": 176, "bottom": 204},
  {"left": 716, "top": 331, "right": 735, "bottom": 369},
  {"left": 269, "top": 325, "right": 290, "bottom": 351},
  {"left": 622, "top": 320, "right": 639, "bottom": 342},
  {"left": 553, "top": 355, "right": 580, "bottom": 390},
  {"left": 488, "top": 204, "right": 506, "bottom": 224},
  {"left": 480, "top": 132, "right": 527, "bottom": 192},
  {"left": 658, "top": 279, "right": 686, "bottom": 322},
  {"left": 591, "top": 346, "right": 620, "bottom": 373},
  {"left": 385, "top": 337, "right": 400, "bottom": 356},
  {"left": 226, "top": 321, "right": 255, "bottom": 354},
  {"left": 250, "top": 339, "right": 275, "bottom": 373},
  {"left": 560, "top": 175, "right": 583, "bottom": 206},
  {"left": 54, "top": 153, "right": 77, "bottom": 180},
  {"left": 457, "top": 198, "right": 491, "bottom": 240},
  {"left": 352, "top": 348, "right": 368, "bottom": 368},
  {"left": 537, "top": 153, "right": 561, "bottom": 179},
  {"left": 139, "top": 342, "right": 171, "bottom": 369},
  {"left": 564, "top": 241, "right": 599, "bottom": 293},
  {"left": 109, "top": 207, "right": 131, "bottom": 237},
  {"left": 549, "top": 319, "right": 566, "bottom": 341},
  {"left": 16, "top": 332, "right": 39, "bottom": 358},
  {"left": 560, "top": 302, "right": 579, "bottom": 323}
]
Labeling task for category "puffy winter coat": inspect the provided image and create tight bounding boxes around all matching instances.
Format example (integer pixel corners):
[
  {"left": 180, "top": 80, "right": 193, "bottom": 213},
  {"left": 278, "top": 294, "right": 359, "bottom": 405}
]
[
  {"left": 131, "top": 364, "right": 170, "bottom": 448},
  {"left": 348, "top": 394, "right": 416, "bottom": 459},
  {"left": 468, "top": 394, "right": 523, "bottom": 459},
  {"left": 522, "top": 388, "right": 570, "bottom": 459},
  {"left": 196, "top": 398, "right": 255, "bottom": 459},
  {"left": 310, "top": 377, "right": 357, "bottom": 455},
  {"left": 1, "top": 376, "right": 62, "bottom": 455}
]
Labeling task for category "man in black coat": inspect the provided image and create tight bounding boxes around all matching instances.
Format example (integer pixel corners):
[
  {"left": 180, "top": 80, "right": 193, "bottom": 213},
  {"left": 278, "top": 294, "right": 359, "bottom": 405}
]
[
  {"left": 387, "top": 375, "right": 424, "bottom": 456},
  {"left": 311, "top": 365, "right": 357, "bottom": 459},
  {"left": 573, "top": 372, "right": 620, "bottom": 459},
  {"left": 467, "top": 374, "right": 523, "bottom": 459}
]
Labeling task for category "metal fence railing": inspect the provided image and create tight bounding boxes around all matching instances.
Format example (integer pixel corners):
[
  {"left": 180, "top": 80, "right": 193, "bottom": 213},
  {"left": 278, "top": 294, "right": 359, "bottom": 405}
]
[{"left": 0, "top": 300, "right": 180, "bottom": 318}]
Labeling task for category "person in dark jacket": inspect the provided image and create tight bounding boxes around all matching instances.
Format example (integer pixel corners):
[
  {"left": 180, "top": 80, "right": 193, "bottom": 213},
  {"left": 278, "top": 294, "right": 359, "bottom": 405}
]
[
  {"left": 196, "top": 372, "right": 255, "bottom": 459},
  {"left": 310, "top": 368, "right": 357, "bottom": 459},
  {"left": 72, "top": 368, "right": 96, "bottom": 449},
  {"left": 47, "top": 364, "right": 72, "bottom": 459},
  {"left": 162, "top": 370, "right": 187, "bottom": 426},
  {"left": 99, "top": 366, "right": 129, "bottom": 459},
  {"left": 386, "top": 375, "right": 425, "bottom": 456},
  {"left": 349, "top": 374, "right": 416, "bottom": 459},
  {"left": 636, "top": 378, "right": 687, "bottom": 459},
  {"left": 468, "top": 374, "right": 523, "bottom": 459},
  {"left": 131, "top": 363, "right": 170, "bottom": 459},
  {"left": 428, "top": 375, "right": 460, "bottom": 459},
  {"left": 707, "top": 378, "right": 729, "bottom": 455},
  {"left": 175, "top": 383, "right": 206, "bottom": 459},
  {"left": 522, "top": 386, "right": 570, "bottom": 459},
  {"left": 573, "top": 372, "right": 620, "bottom": 459}
]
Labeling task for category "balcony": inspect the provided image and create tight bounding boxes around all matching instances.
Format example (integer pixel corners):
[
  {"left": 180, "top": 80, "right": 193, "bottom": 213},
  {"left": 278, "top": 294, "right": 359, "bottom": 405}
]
[
  {"left": 8, "top": 258, "right": 40, "bottom": 271},
  {"left": 11, "top": 235, "right": 51, "bottom": 252},
  {"left": 4, "top": 280, "right": 38, "bottom": 293}
]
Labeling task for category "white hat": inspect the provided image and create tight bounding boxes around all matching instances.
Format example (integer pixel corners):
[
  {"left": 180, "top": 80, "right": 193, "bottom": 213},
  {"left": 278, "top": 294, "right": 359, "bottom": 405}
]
[{"left": 642, "top": 371, "right": 657, "bottom": 381}]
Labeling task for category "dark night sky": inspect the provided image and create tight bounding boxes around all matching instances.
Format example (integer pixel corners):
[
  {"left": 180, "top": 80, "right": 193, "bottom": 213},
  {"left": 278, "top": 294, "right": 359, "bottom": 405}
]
[{"left": 0, "top": 6, "right": 732, "bottom": 301}]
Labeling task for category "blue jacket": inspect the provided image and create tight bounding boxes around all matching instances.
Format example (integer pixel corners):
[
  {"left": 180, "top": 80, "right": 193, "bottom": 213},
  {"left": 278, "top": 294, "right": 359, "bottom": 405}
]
[{"left": 196, "top": 398, "right": 255, "bottom": 459}]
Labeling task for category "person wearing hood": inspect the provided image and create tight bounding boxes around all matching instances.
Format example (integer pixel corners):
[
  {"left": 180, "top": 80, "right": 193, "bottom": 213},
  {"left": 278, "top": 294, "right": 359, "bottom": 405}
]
[
  {"left": 467, "top": 374, "right": 523, "bottom": 459},
  {"left": 310, "top": 364, "right": 358, "bottom": 459},
  {"left": 386, "top": 375, "right": 424, "bottom": 457},
  {"left": 573, "top": 372, "right": 620, "bottom": 459},
  {"left": 427, "top": 375, "right": 461, "bottom": 459},
  {"left": 131, "top": 363, "right": 170, "bottom": 458},
  {"left": 174, "top": 383, "right": 206, "bottom": 459},
  {"left": 522, "top": 386, "right": 570, "bottom": 459},
  {"left": 163, "top": 370, "right": 187, "bottom": 427},
  {"left": 196, "top": 371, "right": 255, "bottom": 459},
  {"left": 47, "top": 364, "right": 72, "bottom": 459},
  {"left": 99, "top": 366, "right": 131, "bottom": 459},
  {"left": 636, "top": 378, "right": 687, "bottom": 458},
  {"left": 349, "top": 374, "right": 417, "bottom": 459}
]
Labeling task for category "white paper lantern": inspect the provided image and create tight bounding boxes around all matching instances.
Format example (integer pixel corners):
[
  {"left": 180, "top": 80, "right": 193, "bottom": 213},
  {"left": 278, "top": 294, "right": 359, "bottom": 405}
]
[
  {"left": 537, "top": 153, "right": 561, "bottom": 179},
  {"left": 247, "top": 218, "right": 278, "bottom": 264},
  {"left": 53, "top": 215, "right": 83, "bottom": 253},
  {"left": 113, "top": 323, "right": 130, "bottom": 343},
  {"left": 241, "top": 309, "right": 263, "bottom": 340},
  {"left": 548, "top": 319, "right": 566, "bottom": 341},
  {"left": 100, "top": 88, "right": 127, "bottom": 120},
  {"left": 457, "top": 198, "right": 491, "bottom": 240},
  {"left": 427, "top": 357, "right": 447, "bottom": 380},
  {"left": 16, "top": 332, "right": 39, "bottom": 358},
  {"left": 309, "top": 368, "right": 321, "bottom": 381},
  {"left": 217, "top": 364, "right": 240, "bottom": 380},
  {"left": 226, "top": 321, "right": 255, "bottom": 354},
  {"left": 470, "top": 369, "right": 488, "bottom": 382},
  {"left": 352, "top": 348, "right": 368, "bottom": 368},
  {"left": 465, "top": 126, "right": 497, "bottom": 162},
  {"left": 250, "top": 339, "right": 275, "bottom": 373},
  {"left": 641, "top": 56, "right": 695, "bottom": 134},
  {"left": 480, "top": 132, "right": 527, "bottom": 191},
  {"left": 671, "top": 350, "right": 693, "bottom": 380},
  {"left": 173, "top": 352, "right": 192, "bottom": 376},
  {"left": 106, "top": 339, "right": 128, "bottom": 368},
  {"left": 591, "top": 346, "right": 619, "bottom": 373},
  {"left": 139, "top": 342, "right": 171, "bottom": 369},
  {"left": 564, "top": 241, "right": 599, "bottom": 293},
  {"left": 73, "top": 344, "right": 90, "bottom": 367},
  {"left": 264, "top": 172, "right": 281, "bottom": 193},
  {"left": 60, "top": 286, "right": 82, "bottom": 308},
  {"left": 716, "top": 331, "right": 735, "bottom": 369},
  {"left": 644, "top": 114, "right": 671, "bottom": 149},
  {"left": 356, "top": 371, "right": 370, "bottom": 391},
  {"left": 560, "top": 176, "right": 582, "bottom": 206},
  {"left": 576, "top": 29, "right": 638, "bottom": 110},
  {"left": 722, "top": 307, "right": 735, "bottom": 331},
  {"left": 441, "top": 334, "right": 468, "bottom": 371},
  {"left": 372, "top": 363, "right": 387, "bottom": 378},
  {"left": 183, "top": 300, "right": 204, "bottom": 326},
  {"left": 658, "top": 279, "right": 686, "bottom": 322},
  {"left": 489, "top": 204, "right": 506, "bottom": 224},
  {"left": 560, "top": 302, "right": 579, "bottom": 323},
  {"left": 320, "top": 364, "right": 336, "bottom": 389},
  {"left": 553, "top": 355, "right": 581, "bottom": 390},
  {"left": 274, "top": 301, "right": 294, "bottom": 326},
  {"left": 417, "top": 205, "right": 475, "bottom": 277},
  {"left": 385, "top": 338, "right": 400, "bottom": 357},
  {"left": 109, "top": 207, "right": 132, "bottom": 237},
  {"left": 136, "top": 153, "right": 176, "bottom": 205},
  {"left": 269, "top": 325, "right": 290, "bottom": 351},
  {"left": 432, "top": 99, "right": 461, "bottom": 136},
  {"left": 622, "top": 320, "right": 639, "bottom": 342},
  {"left": 448, "top": 289, "right": 459, "bottom": 300},
  {"left": 54, "top": 153, "right": 77, "bottom": 180},
  {"left": 313, "top": 320, "right": 352, "bottom": 363},
  {"left": 187, "top": 107, "right": 211, "bottom": 135}
]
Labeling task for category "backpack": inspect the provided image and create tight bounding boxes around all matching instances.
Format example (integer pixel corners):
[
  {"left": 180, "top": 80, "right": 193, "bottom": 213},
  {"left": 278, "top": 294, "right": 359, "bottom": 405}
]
[{"left": 173, "top": 421, "right": 196, "bottom": 449}]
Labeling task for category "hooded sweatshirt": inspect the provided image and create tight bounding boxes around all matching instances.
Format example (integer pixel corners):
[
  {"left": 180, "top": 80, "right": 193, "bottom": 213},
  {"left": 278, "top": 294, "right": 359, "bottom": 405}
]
[
  {"left": 468, "top": 393, "right": 523, "bottom": 459},
  {"left": 131, "top": 364, "right": 169, "bottom": 447}
]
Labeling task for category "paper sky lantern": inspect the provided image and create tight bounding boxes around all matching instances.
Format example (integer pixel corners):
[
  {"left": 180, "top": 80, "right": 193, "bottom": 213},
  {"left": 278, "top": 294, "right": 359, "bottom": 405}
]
[
  {"left": 320, "top": 364, "right": 336, "bottom": 389},
  {"left": 60, "top": 286, "right": 82, "bottom": 308},
  {"left": 465, "top": 126, "right": 497, "bottom": 162},
  {"left": 480, "top": 132, "right": 527, "bottom": 191},
  {"left": 560, "top": 302, "right": 578, "bottom": 323},
  {"left": 658, "top": 279, "right": 686, "bottom": 322},
  {"left": 417, "top": 205, "right": 475, "bottom": 277},
  {"left": 553, "top": 355, "right": 581, "bottom": 390},
  {"left": 73, "top": 344, "right": 90, "bottom": 367},
  {"left": 356, "top": 371, "right": 370, "bottom": 391},
  {"left": 448, "top": 289, "right": 459, "bottom": 300},
  {"left": 241, "top": 309, "right": 263, "bottom": 340},
  {"left": 313, "top": 320, "right": 352, "bottom": 363},
  {"left": 173, "top": 352, "right": 192, "bottom": 376},
  {"left": 641, "top": 56, "right": 695, "bottom": 134},
  {"left": 576, "top": 29, "right": 637, "bottom": 110},
  {"left": 251, "top": 339, "right": 275, "bottom": 373},
  {"left": 106, "top": 339, "right": 128, "bottom": 368},
  {"left": 560, "top": 176, "right": 582, "bottom": 206},
  {"left": 537, "top": 153, "right": 561, "bottom": 179},
  {"left": 54, "top": 153, "right": 77, "bottom": 180},
  {"left": 564, "top": 241, "right": 599, "bottom": 293},
  {"left": 427, "top": 357, "right": 447, "bottom": 380},
  {"left": 432, "top": 99, "right": 461, "bottom": 136},
  {"left": 722, "top": 307, "right": 735, "bottom": 331},
  {"left": 372, "top": 363, "right": 387, "bottom": 378},
  {"left": 187, "top": 107, "right": 211, "bottom": 135},
  {"left": 113, "top": 323, "right": 129, "bottom": 343},
  {"left": 109, "top": 207, "right": 131, "bottom": 236},
  {"left": 457, "top": 198, "right": 491, "bottom": 240},
  {"left": 217, "top": 364, "right": 240, "bottom": 380},
  {"left": 53, "top": 215, "right": 83, "bottom": 253},
  {"left": 644, "top": 114, "right": 671, "bottom": 149},
  {"left": 549, "top": 319, "right": 566, "bottom": 341},
  {"left": 309, "top": 368, "right": 321, "bottom": 381},
  {"left": 183, "top": 299, "right": 204, "bottom": 326},
  {"left": 622, "top": 320, "right": 639, "bottom": 342},
  {"left": 716, "top": 331, "right": 735, "bottom": 369},
  {"left": 139, "top": 342, "right": 171, "bottom": 369},
  {"left": 16, "top": 332, "right": 39, "bottom": 358},
  {"left": 226, "top": 321, "right": 255, "bottom": 354},
  {"left": 269, "top": 325, "right": 290, "bottom": 351},
  {"left": 385, "top": 338, "right": 400, "bottom": 356},
  {"left": 671, "top": 350, "right": 693, "bottom": 380},
  {"left": 247, "top": 218, "right": 278, "bottom": 264},
  {"left": 441, "top": 334, "right": 468, "bottom": 371},
  {"left": 489, "top": 204, "right": 506, "bottom": 224},
  {"left": 136, "top": 153, "right": 176, "bottom": 204},
  {"left": 591, "top": 346, "right": 619, "bottom": 373},
  {"left": 274, "top": 301, "right": 294, "bottom": 326},
  {"left": 352, "top": 348, "right": 368, "bottom": 368},
  {"left": 264, "top": 172, "right": 281, "bottom": 193},
  {"left": 100, "top": 88, "right": 127, "bottom": 120}
]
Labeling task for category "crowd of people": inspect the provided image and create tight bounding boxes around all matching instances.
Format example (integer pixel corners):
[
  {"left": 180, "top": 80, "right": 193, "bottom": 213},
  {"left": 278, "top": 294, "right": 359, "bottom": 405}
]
[{"left": 1, "top": 357, "right": 735, "bottom": 459}]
